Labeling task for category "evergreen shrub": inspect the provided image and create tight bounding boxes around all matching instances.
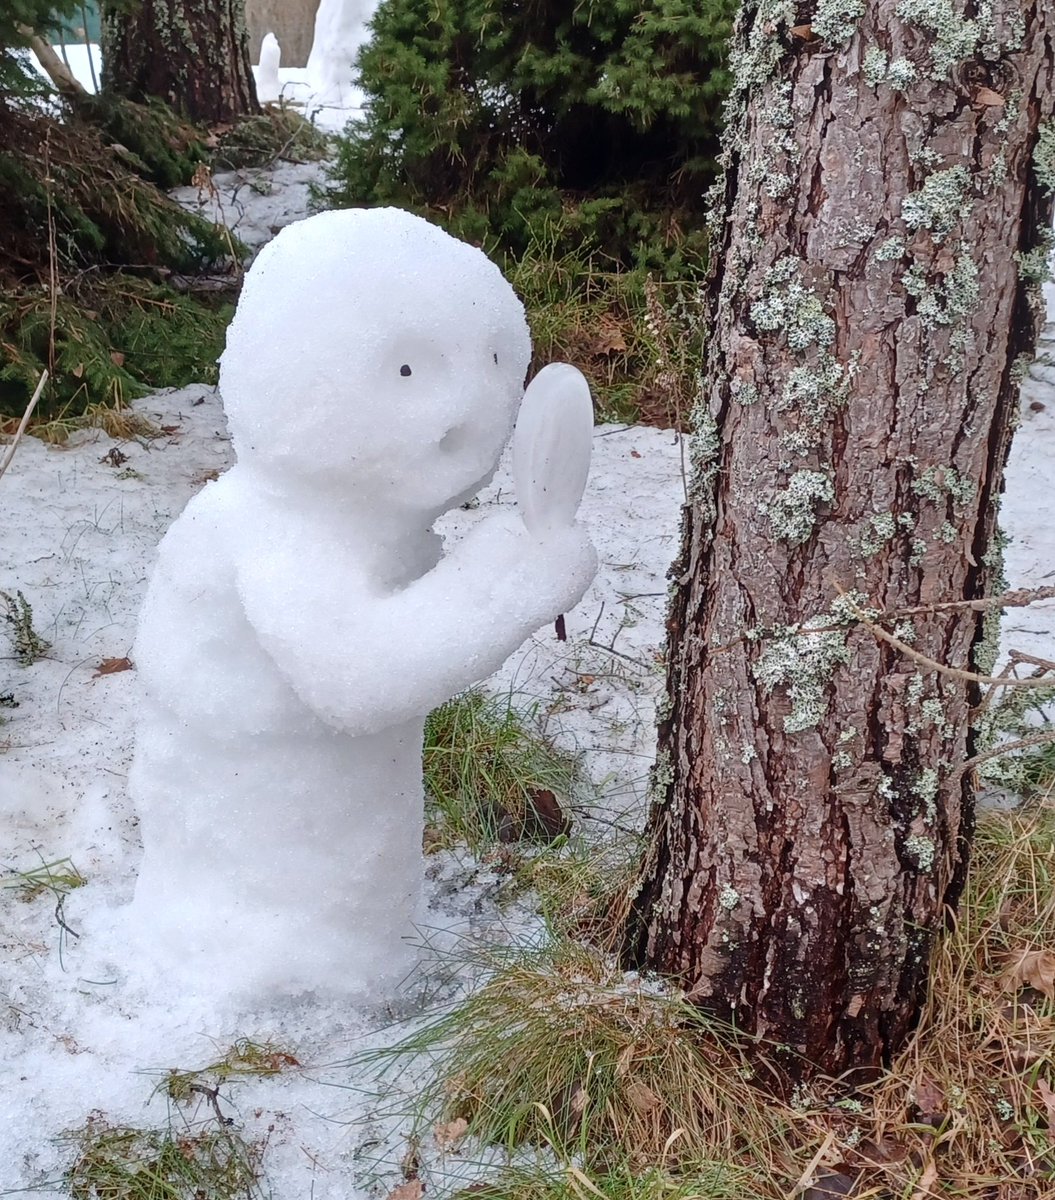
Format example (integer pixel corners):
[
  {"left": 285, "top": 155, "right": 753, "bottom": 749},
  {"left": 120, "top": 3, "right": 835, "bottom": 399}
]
[{"left": 324, "top": 0, "right": 736, "bottom": 276}]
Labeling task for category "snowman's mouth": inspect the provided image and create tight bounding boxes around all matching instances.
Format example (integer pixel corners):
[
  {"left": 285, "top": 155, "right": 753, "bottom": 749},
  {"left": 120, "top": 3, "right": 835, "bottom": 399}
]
[{"left": 439, "top": 424, "right": 470, "bottom": 455}]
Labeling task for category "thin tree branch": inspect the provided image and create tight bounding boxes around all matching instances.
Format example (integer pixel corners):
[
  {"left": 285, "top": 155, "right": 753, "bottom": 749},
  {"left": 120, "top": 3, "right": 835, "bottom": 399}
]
[
  {"left": 17, "top": 26, "right": 87, "bottom": 95},
  {"left": 950, "top": 729, "right": 1055, "bottom": 783},
  {"left": 872, "top": 585, "right": 1055, "bottom": 619},
  {"left": 840, "top": 593, "right": 1055, "bottom": 689},
  {"left": 0, "top": 371, "right": 49, "bottom": 483}
]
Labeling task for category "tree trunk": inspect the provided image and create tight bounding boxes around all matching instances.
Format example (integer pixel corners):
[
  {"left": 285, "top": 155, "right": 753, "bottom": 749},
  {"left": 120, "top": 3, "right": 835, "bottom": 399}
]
[
  {"left": 623, "top": 1, "right": 1054, "bottom": 1083},
  {"left": 101, "top": 0, "right": 260, "bottom": 124}
]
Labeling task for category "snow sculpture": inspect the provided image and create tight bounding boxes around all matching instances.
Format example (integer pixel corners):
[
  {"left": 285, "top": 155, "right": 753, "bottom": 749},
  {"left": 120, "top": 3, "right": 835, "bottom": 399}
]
[
  {"left": 255, "top": 32, "right": 282, "bottom": 104},
  {"left": 126, "top": 208, "right": 596, "bottom": 1001},
  {"left": 306, "top": 0, "right": 373, "bottom": 103}
]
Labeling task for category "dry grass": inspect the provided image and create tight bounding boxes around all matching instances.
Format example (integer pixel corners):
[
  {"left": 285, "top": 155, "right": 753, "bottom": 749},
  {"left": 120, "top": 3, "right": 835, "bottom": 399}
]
[
  {"left": 506, "top": 233, "right": 705, "bottom": 429},
  {"left": 865, "top": 801, "right": 1055, "bottom": 1196},
  {"left": 28, "top": 400, "right": 161, "bottom": 445},
  {"left": 372, "top": 938, "right": 804, "bottom": 1191},
  {"left": 372, "top": 804, "right": 1055, "bottom": 1199},
  {"left": 62, "top": 1112, "right": 264, "bottom": 1200}
]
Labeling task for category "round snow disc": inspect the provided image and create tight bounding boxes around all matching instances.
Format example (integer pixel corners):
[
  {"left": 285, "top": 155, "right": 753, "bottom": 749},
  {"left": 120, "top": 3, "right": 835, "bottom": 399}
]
[{"left": 512, "top": 363, "right": 593, "bottom": 534}]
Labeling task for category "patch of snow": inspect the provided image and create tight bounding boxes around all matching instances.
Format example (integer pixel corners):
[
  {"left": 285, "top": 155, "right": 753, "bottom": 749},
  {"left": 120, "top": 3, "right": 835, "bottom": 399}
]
[{"left": 171, "top": 160, "right": 330, "bottom": 259}]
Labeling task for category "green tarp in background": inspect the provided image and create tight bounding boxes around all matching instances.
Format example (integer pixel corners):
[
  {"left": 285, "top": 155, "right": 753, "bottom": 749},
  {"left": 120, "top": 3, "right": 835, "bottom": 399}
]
[{"left": 49, "top": 2, "right": 100, "bottom": 43}]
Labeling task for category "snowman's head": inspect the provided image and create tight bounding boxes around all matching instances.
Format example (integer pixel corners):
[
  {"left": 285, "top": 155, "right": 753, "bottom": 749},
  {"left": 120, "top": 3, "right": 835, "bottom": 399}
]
[{"left": 220, "top": 208, "right": 531, "bottom": 516}]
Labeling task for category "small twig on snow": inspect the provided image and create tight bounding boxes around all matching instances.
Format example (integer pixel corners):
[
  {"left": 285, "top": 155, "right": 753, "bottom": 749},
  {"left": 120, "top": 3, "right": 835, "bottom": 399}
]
[{"left": 0, "top": 370, "right": 49, "bottom": 483}]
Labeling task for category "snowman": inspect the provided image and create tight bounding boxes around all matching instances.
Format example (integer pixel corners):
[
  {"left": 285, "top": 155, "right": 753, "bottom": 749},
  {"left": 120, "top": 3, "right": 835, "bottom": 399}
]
[{"left": 125, "top": 208, "right": 596, "bottom": 1001}]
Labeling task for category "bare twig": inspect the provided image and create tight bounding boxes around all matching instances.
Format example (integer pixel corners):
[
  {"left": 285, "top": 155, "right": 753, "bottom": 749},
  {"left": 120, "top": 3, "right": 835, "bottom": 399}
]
[
  {"left": 840, "top": 592, "right": 1055, "bottom": 689},
  {"left": 871, "top": 585, "right": 1055, "bottom": 619},
  {"left": 1008, "top": 649, "right": 1055, "bottom": 674},
  {"left": 950, "top": 729, "right": 1055, "bottom": 783},
  {"left": 0, "top": 370, "right": 49, "bottom": 483}
]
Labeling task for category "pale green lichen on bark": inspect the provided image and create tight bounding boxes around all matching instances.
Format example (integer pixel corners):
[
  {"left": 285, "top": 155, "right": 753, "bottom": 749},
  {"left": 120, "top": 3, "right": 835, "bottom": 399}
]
[
  {"left": 752, "top": 596, "right": 871, "bottom": 733},
  {"left": 813, "top": 0, "right": 865, "bottom": 45},
  {"left": 914, "top": 768, "right": 940, "bottom": 821},
  {"left": 687, "top": 399, "right": 721, "bottom": 506},
  {"left": 904, "top": 834, "right": 936, "bottom": 871},
  {"left": 862, "top": 47, "right": 917, "bottom": 90},
  {"left": 751, "top": 257, "right": 836, "bottom": 351},
  {"left": 902, "top": 252, "right": 980, "bottom": 331},
  {"left": 761, "top": 469, "right": 835, "bottom": 544},
  {"left": 853, "top": 510, "right": 898, "bottom": 556},
  {"left": 778, "top": 351, "right": 850, "bottom": 456},
  {"left": 974, "top": 527, "right": 1009, "bottom": 677},
  {"left": 862, "top": 46, "right": 888, "bottom": 85},
  {"left": 1035, "top": 120, "right": 1055, "bottom": 195},
  {"left": 911, "top": 464, "right": 975, "bottom": 510},
  {"left": 874, "top": 235, "right": 906, "bottom": 262},
  {"left": 1015, "top": 231, "right": 1055, "bottom": 287},
  {"left": 895, "top": 0, "right": 986, "bottom": 78},
  {"left": 887, "top": 57, "right": 919, "bottom": 89},
  {"left": 901, "top": 166, "right": 971, "bottom": 241}
]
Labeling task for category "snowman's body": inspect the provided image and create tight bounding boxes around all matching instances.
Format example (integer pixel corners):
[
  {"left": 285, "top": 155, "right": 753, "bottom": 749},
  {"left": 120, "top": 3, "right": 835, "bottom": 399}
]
[{"left": 126, "top": 209, "right": 596, "bottom": 1000}]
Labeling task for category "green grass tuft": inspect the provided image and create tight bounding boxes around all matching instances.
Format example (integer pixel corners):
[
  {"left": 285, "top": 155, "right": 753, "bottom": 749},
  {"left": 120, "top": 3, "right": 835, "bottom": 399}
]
[
  {"left": 423, "top": 690, "right": 581, "bottom": 852},
  {"left": 62, "top": 1114, "right": 264, "bottom": 1200},
  {"left": 159, "top": 1038, "right": 301, "bottom": 1104}
]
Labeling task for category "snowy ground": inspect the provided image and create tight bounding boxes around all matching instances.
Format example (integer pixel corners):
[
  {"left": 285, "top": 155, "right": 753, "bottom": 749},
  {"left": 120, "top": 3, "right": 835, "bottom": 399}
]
[
  {"left": 0, "top": 388, "right": 681, "bottom": 1195},
  {"left": 2, "top": 123, "right": 1054, "bottom": 1195},
  {"left": 1, "top": 326, "right": 1052, "bottom": 1200}
]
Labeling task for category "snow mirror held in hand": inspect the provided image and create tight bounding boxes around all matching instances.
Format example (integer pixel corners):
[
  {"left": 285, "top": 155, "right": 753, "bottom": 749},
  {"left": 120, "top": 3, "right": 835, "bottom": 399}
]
[{"left": 125, "top": 208, "right": 597, "bottom": 1003}]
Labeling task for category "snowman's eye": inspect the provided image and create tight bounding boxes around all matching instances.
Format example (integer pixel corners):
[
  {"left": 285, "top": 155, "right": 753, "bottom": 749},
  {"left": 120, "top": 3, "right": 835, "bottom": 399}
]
[
  {"left": 400, "top": 364, "right": 412, "bottom": 377},
  {"left": 493, "top": 352, "right": 499, "bottom": 365}
]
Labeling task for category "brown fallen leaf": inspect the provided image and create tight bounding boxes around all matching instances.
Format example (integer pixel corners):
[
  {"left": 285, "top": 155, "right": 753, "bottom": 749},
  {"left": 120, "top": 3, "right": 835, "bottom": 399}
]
[
  {"left": 93, "top": 657, "right": 134, "bottom": 678},
  {"left": 110, "top": 351, "right": 126, "bottom": 367},
  {"left": 386, "top": 1182, "right": 424, "bottom": 1200},
  {"left": 625, "top": 1080, "right": 661, "bottom": 1115},
  {"left": 804, "top": 1169, "right": 860, "bottom": 1199},
  {"left": 590, "top": 319, "right": 627, "bottom": 356},
  {"left": 1001, "top": 948, "right": 1055, "bottom": 999},
  {"left": 912, "top": 1073, "right": 946, "bottom": 1125},
  {"left": 791, "top": 24, "right": 815, "bottom": 40},
  {"left": 433, "top": 1117, "right": 468, "bottom": 1150},
  {"left": 630, "top": 449, "right": 642, "bottom": 458},
  {"left": 71, "top": 363, "right": 84, "bottom": 379}
]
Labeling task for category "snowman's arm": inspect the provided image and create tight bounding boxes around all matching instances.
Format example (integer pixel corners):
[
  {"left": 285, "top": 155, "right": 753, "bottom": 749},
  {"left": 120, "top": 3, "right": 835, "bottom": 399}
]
[{"left": 235, "top": 512, "right": 596, "bottom": 734}]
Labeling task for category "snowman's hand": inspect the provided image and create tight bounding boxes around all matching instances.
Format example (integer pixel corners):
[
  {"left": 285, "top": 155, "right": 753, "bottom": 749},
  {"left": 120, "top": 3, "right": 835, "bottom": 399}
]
[{"left": 478, "top": 515, "right": 597, "bottom": 621}]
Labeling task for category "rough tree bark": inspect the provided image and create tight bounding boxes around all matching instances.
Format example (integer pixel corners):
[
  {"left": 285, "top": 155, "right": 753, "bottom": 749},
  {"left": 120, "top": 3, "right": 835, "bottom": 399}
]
[
  {"left": 623, "top": 1, "right": 1054, "bottom": 1082},
  {"left": 101, "top": 0, "right": 260, "bottom": 124}
]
